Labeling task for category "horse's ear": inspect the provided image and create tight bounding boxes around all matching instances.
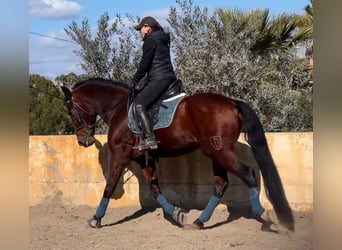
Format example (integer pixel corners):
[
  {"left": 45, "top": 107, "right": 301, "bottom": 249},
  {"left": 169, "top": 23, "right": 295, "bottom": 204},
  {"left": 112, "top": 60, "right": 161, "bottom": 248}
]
[{"left": 61, "top": 86, "right": 72, "bottom": 101}]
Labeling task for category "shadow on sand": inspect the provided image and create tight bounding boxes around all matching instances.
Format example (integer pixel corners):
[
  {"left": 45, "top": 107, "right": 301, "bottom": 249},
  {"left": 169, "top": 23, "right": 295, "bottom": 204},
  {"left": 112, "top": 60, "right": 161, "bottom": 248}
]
[{"left": 93, "top": 139, "right": 275, "bottom": 231}]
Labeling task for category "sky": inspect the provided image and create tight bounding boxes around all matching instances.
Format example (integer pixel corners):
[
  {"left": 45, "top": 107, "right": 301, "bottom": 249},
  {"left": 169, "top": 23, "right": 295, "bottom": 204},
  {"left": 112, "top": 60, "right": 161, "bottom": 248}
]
[{"left": 29, "top": 0, "right": 310, "bottom": 80}]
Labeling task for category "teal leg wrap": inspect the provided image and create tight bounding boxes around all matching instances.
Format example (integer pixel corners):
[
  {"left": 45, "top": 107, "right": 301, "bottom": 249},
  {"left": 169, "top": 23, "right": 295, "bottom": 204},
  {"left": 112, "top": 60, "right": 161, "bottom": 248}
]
[
  {"left": 198, "top": 195, "right": 220, "bottom": 223},
  {"left": 156, "top": 194, "right": 175, "bottom": 215},
  {"left": 248, "top": 187, "right": 265, "bottom": 216},
  {"left": 95, "top": 197, "right": 110, "bottom": 219}
]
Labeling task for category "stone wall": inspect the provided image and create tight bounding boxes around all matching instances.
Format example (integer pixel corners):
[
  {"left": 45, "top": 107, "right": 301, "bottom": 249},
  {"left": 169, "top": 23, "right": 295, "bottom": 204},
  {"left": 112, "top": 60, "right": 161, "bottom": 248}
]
[{"left": 29, "top": 133, "right": 313, "bottom": 211}]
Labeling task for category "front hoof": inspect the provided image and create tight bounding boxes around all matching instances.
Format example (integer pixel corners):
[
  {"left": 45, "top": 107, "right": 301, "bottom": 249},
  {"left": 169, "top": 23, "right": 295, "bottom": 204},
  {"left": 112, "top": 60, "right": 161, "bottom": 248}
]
[
  {"left": 88, "top": 215, "right": 101, "bottom": 228},
  {"left": 171, "top": 207, "right": 187, "bottom": 227}
]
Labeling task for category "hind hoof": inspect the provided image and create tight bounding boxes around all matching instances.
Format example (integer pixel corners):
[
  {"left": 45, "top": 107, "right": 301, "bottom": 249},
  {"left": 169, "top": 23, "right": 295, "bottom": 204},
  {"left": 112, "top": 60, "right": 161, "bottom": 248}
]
[
  {"left": 88, "top": 215, "right": 101, "bottom": 228},
  {"left": 260, "top": 210, "right": 278, "bottom": 225}
]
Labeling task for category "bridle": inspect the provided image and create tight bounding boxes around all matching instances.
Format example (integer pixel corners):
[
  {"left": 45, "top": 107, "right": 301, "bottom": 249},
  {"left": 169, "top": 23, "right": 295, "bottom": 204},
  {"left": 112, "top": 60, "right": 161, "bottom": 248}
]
[
  {"left": 67, "top": 93, "right": 130, "bottom": 134},
  {"left": 67, "top": 97, "right": 97, "bottom": 133}
]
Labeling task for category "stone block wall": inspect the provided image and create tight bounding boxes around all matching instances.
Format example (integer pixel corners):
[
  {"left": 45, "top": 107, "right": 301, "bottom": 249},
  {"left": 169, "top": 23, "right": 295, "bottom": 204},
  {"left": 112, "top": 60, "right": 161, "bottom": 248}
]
[{"left": 29, "top": 133, "right": 313, "bottom": 211}]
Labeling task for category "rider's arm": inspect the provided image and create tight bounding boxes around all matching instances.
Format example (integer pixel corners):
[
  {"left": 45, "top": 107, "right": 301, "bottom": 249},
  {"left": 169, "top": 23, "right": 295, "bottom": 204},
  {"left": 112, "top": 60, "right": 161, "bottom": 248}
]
[{"left": 133, "top": 37, "right": 156, "bottom": 83}]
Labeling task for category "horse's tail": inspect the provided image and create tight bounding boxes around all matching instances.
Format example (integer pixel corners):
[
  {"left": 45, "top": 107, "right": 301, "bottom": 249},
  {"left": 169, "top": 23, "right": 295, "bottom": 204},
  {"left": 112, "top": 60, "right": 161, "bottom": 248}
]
[{"left": 234, "top": 99, "right": 294, "bottom": 231}]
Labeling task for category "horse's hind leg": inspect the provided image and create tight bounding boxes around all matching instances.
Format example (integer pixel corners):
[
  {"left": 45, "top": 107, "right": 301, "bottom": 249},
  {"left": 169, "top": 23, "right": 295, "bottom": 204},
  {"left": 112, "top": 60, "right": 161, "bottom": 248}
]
[
  {"left": 186, "top": 160, "right": 229, "bottom": 229},
  {"left": 224, "top": 151, "right": 276, "bottom": 223},
  {"left": 141, "top": 155, "right": 187, "bottom": 227},
  {"left": 188, "top": 149, "right": 271, "bottom": 229},
  {"left": 238, "top": 163, "right": 265, "bottom": 215}
]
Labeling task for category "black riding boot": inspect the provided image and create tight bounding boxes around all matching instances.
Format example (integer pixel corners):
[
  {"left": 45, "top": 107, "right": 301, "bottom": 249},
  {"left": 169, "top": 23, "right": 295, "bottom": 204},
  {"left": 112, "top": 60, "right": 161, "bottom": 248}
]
[{"left": 135, "top": 104, "right": 158, "bottom": 150}]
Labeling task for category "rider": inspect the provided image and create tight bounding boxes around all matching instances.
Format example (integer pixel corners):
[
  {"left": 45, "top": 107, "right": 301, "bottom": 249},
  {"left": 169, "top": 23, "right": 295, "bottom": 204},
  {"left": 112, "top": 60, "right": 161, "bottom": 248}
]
[{"left": 132, "top": 16, "right": 177, "bottom": 150}]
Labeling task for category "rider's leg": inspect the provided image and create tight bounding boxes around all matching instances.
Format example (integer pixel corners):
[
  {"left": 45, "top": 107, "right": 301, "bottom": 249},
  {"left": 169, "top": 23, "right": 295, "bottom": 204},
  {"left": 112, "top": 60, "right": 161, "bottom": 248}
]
[
  {"left": 134, "top": 79, "right": 175, "bottom": 150},
  {"left": 135, "top": 103, "right": 158, "bottom": 149}
]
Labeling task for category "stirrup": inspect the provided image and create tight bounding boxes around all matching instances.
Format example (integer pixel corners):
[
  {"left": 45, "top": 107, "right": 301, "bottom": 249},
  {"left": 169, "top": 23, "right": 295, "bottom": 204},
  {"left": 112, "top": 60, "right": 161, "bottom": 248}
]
[
  {"left": 144, "top": 136, "right": 158, "bottom": 150},
  {"left": 133, "top": 136, "right": 159, "bottom": 151}
]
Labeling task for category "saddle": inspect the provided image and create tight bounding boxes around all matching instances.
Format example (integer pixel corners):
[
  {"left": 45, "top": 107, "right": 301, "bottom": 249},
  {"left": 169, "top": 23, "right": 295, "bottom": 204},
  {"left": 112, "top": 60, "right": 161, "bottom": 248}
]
[
  {"left": 128, "top": 79, "right": 185, "bottom": 132},
  {"left": 149, "top": 79, "right": 183, "bottom": 122}
]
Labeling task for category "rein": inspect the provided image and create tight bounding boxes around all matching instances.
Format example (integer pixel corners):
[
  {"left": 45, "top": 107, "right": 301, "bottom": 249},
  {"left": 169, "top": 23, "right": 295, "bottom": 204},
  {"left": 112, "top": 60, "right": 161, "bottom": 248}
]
[
  {"left": 30, "top": 85, "right": 65, "bottom": 101},
  {"left": 70, "top": 98, "right": 97, "bottom": 132}
]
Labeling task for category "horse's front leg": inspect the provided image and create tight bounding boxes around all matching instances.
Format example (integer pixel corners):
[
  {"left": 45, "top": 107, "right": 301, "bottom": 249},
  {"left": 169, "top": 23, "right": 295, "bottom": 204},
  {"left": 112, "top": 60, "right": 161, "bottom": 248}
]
[
  {"left": 88, "top": 156, "right": 126, "bottom": 228},
  {"left": 141, "top": 155, "right": 187, "bottom": 227}
]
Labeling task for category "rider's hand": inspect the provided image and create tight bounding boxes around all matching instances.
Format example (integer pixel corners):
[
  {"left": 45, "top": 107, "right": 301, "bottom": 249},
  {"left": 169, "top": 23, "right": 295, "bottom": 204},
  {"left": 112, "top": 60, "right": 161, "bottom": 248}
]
[{"left": 131, "top": 79, "right": 139, "bottom": 93}]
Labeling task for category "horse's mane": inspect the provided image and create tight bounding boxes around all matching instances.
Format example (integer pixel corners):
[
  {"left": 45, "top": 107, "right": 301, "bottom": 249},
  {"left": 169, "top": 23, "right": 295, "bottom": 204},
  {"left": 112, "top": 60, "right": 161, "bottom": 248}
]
[{"left": 72, "top": 77, "right": 130, "bottom": 90}]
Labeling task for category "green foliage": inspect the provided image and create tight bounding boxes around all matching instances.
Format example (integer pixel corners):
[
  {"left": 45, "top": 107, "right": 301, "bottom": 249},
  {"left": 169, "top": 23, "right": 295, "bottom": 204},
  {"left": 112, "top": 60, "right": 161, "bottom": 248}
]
[
  {"left": 292, "top": 0, "right": 313, "bottom": 72},
  {"left": 29, "top": 74, "right": 74, "bottom": 135},
  {"left": 64, "top": 13, "right": 141, "bottom": 83},
  {"left": 253, "top": 82, "right": 312, "bottom": 131},
  {"left": 64, "top": 13, "right": 112, "bottom": 78},
  {"left": 168, "top": 0, "right": 211, "bottom": 93},
  {"left": 110, "top": 14, "right": 142, "bottom": 83},
  {"left": 58, "top": 0, "right": 312, "bottom": 132},
  {"left": 54, "top": 72, "right": 89, "bottom": 88},
  {"left": 168, "top": 0, "right": 312, "bottom": 131},
  {"left": 292, "top": 0, "right": 313, "bottom": 43}
]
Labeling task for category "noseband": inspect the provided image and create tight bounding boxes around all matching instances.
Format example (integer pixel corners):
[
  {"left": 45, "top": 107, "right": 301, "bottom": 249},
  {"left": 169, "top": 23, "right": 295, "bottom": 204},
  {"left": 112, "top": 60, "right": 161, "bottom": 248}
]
[
  {"left": 67, "top": 97, "right": 96, "bottom": 133},
  {"left": 67, "top": 93, "right": 130, "bottom": 133}
]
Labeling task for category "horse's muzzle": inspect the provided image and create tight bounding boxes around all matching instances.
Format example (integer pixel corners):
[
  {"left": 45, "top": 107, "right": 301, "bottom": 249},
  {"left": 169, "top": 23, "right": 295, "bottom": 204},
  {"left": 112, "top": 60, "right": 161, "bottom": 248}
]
[{"left": 77, "top": 135, "right": 96, "bottom": 147}]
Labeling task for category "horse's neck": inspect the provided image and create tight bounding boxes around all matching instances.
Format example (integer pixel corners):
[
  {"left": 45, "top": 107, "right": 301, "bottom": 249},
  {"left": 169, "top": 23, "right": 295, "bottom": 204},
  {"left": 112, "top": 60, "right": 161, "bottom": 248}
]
[{"left": 88, "top": 87, "right": 128, "bottom": 122}]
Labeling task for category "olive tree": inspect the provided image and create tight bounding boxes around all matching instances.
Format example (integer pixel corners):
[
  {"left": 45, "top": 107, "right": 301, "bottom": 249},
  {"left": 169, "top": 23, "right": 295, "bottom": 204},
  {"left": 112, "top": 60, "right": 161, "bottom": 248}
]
[{"left": 168, "top": 0, "right": 312, "bottom": 131}]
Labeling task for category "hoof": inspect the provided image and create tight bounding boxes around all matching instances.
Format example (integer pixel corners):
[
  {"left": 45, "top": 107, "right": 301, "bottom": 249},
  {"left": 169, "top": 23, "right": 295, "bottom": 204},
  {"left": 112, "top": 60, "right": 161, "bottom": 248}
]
[
  {"left": 171, "top": 207, "right": 187, "bottom": 227},
  {"left": 183, "top": 219, "right": 203, "bottom": 230},
  {"left": 260, "top": 210, "right": 278, "bottom": 225},
  {"left": 88, "top": 215, "right": 101, "bottom": 228}
]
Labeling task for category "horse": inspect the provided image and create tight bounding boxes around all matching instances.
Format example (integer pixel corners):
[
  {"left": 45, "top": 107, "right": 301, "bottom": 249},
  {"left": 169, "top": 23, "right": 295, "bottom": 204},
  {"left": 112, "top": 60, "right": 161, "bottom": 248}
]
[{"left": 61, "top": 78, "right": 294, "bottom": 231}]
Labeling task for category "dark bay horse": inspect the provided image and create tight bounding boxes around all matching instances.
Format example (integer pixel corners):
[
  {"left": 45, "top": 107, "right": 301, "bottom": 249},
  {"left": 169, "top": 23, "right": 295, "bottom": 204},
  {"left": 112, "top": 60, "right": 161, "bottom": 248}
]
[{"left": 61, "top": 78, "right": 294, "bottom": 231}]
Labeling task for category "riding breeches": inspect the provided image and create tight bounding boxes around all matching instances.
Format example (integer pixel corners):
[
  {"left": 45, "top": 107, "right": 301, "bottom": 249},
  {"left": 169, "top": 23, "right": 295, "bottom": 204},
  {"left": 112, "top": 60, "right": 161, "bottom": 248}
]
[{"left": 134, "top": 78, "right": 175, "bottom": 109}]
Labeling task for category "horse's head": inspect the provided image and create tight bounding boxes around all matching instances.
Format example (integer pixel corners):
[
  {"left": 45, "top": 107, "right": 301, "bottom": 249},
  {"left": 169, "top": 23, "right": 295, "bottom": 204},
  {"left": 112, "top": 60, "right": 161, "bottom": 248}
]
[{"left": 61, "top": 86, "right": 97, "bottom": 147}]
